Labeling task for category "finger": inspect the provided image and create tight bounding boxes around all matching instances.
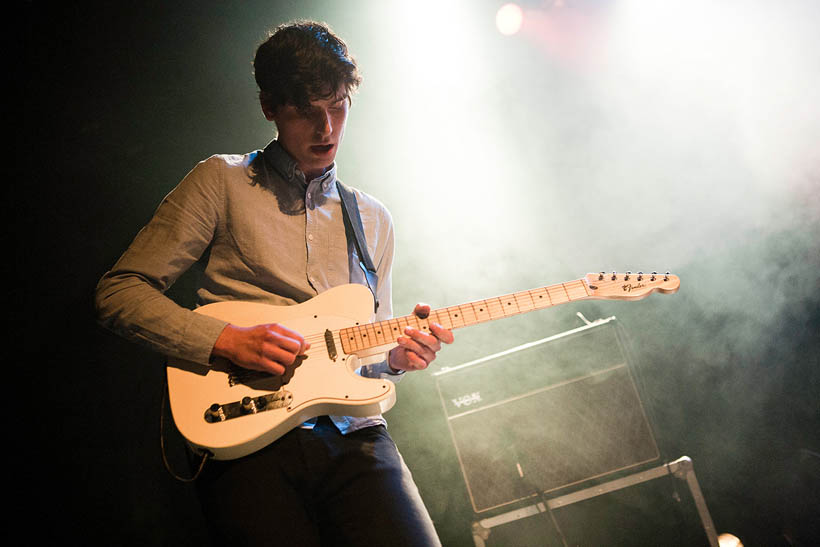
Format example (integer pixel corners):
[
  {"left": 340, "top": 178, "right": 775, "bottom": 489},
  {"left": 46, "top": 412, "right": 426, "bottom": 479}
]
[
  {"left": 261, "top": 341, "right": 301, "bottom": 367},
  {"left": 268, "top": 323, "right": 310, "bottom": 349},
  {"left": 242, "top": 354, "right": 286, "bottom": 376},
  {"left": 403, "top": 326, "right": 441, "bottom": 353},
  {"left": 397, "top": 334, "right": 436, "bottom": 364},
  {"left": 265, "top": 325, "right": 309, "bottom": 354},
  {"left": 403, "top": 349, "right": 430, "bottom": 370},
  {"left": 259, "top": 360, "right": 287, "bottom": 376},
  {"left": 429, "top": 322, "right": 454, "bottom": 345},
  {"left": 413, "top": 303, "right": 431, "bottom": 320}
]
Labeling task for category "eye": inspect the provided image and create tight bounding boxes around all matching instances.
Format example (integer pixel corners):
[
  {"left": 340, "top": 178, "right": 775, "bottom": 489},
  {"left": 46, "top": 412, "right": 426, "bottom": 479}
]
[{"left": 296, "top": 106, "right": 313, "bottom": 118}]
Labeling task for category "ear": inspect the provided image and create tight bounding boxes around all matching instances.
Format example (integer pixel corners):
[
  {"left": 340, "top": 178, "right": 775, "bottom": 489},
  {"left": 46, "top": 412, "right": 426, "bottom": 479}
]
[{"left": 262, "top": 104, "right": 276, "bottom": 122}]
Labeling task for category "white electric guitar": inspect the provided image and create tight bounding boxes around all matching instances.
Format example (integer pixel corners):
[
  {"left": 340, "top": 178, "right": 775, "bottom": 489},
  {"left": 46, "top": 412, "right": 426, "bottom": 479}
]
[{"left": 167, "top": 271, "right": 680, "bottom": 460}]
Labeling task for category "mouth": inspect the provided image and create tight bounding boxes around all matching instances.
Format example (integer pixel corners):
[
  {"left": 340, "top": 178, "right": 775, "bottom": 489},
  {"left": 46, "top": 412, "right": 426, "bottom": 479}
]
[{"left": 310, "top": 143, "right": 335, "bottom": 155}]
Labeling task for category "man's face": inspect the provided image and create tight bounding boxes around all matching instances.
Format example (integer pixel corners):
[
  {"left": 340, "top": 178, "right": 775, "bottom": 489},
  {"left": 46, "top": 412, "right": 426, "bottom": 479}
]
[{"left": 268, "top": 91, "right": 349, "bottom": 181}]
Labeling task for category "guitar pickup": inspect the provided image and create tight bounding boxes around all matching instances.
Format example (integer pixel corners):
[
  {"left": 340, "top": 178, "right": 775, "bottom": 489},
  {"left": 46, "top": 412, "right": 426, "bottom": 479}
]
[{"left": 203, "top": 390, "right": 292, "bottom": 423}]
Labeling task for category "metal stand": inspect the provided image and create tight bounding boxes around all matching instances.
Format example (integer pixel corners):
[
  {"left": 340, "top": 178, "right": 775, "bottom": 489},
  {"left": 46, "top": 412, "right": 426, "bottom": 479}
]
[{"left": 471, "top": 456, "right": 718, "bottom": 547}]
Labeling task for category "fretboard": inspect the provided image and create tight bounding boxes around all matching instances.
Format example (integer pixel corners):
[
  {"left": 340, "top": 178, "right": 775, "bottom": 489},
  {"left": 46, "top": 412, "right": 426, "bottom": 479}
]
[{"left": 338, "top": 279, "right": 590, "bottom": 354}]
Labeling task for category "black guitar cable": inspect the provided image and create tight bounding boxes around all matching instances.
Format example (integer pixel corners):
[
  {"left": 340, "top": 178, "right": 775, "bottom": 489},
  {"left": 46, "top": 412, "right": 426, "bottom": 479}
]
[{"left": 160, "top": 373, "right": 210, "bottom": 482}]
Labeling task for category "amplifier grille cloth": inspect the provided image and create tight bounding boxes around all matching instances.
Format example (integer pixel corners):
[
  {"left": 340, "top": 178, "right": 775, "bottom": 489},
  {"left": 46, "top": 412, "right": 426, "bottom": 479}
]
[{"left": 436, "top": 322, "right": 659, "bottom": 513}]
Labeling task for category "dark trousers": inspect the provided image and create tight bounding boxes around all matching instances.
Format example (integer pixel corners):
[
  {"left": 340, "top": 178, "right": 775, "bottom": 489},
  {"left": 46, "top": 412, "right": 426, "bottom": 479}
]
[{"left": 194, "top": 417, "right": 441, "bottom": 546}]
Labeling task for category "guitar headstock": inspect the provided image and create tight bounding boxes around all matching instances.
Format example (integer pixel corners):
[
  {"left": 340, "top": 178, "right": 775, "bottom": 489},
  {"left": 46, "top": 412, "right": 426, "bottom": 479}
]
[{"left": 584, "top": 271, "right": 680, "bottom": 301}]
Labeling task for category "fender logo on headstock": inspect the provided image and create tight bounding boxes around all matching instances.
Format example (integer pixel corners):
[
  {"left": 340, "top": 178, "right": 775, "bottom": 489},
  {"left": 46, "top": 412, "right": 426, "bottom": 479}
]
[{"left": 622, "top": 282, "right": 645, "bottom": 292}]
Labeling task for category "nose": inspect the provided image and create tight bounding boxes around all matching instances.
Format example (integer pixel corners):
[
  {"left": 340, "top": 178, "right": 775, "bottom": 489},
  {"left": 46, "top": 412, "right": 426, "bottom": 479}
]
[{"left": 316, "top": 109, "right": 332, "bottom": 137}]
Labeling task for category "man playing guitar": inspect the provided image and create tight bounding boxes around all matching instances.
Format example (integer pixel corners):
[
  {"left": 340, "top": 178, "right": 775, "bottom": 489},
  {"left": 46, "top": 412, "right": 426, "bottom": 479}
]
[{"left": 96, "top": 20, "right": 453, "bottom": 546}]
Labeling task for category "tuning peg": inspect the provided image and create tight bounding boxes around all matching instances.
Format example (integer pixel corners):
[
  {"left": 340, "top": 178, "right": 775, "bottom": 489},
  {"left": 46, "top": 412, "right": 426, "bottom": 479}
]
[
  {"left": 637, "top": 272, "right": 643, "bottom": 281},
  {"left": 625, "top": 271, "right": 631, "bottom": 281},
  {"left": 651, "top": 271, "right": 657, "bottom": 281},
  {"left": 611, "top": 271, "right": 617, "bottom": 281},
  {"left": 598, "top": 272, "right": 604, "bottom": 281},
  {"left": 664, "top": 271, "right": 670, "bottom": 281}
]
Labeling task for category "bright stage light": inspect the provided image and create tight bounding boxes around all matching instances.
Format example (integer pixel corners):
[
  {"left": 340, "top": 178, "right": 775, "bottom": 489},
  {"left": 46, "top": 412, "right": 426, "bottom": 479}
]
[
  {"left": 496, "top": 3, "right": 524, "bottom": 35},
  {"left": 718, "top": 533, "right": 744, "bottom": 547}
]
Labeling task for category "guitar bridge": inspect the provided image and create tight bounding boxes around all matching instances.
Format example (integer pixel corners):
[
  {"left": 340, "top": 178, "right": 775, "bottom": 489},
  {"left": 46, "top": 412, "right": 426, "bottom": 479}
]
[{"left": 325, "top": 329, "right": 337, "bottom": 361}]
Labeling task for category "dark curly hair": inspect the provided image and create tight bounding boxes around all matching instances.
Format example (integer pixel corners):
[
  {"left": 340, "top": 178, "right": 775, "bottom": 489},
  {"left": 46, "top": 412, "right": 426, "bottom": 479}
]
[{"left": 253, "top": 20, "right": 361, "bottom": 113}]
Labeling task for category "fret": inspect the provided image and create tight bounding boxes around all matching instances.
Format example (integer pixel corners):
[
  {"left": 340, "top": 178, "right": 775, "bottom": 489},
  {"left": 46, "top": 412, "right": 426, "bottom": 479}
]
[
  {"left": 426, "top": 309, "right": 446, "bottom": 330},
  {"left": 369, "top": 323, "right": 380, "bottom": 344},
  {"left": 514, "top": 290, "right": 536, "bottom": 312},
  {"left": 353, "top": 325, "right": 367, "bottom": 350},
  {"left": 433, "top": 307, "right": 451, "bottom": 329},
  {"left": 471, "top": 300, "right": 492, "bottom": 323},
  {"left": 392, "top": 317, "right": 409, "bottom": 337},
  {"left": 458, "top": 303, "right": 475, "bottom": 327},
  {"left": 498, "top": 294, "right": 520, "bottom": 316},
  {"left": 547, "top": 284, "right": 570, "bottom": 305},
  {"left": 487, "top": 297, "right": 507, "bottom": 320},
  {"left": 353, "top": 325, "right": 364, "bottom": 352},
  {"left": 566, "top": 280, "right": 589, "bottom": 300},
  {"left": 531, "top": 287, "right": 551, "bottom": 308},
  {"left": 360, "top": 323, "right": 373, "bottom": 347},
  {"left": 447, "top": 305, "right": 467, "bottom": 329},
  {"left": 386, "top": 318, "right": 402, "bottom": 340},
  {"left": 459, "top": 301, "right": 479, "bottom": 326},
  {"left": 417, "top": 316, "right": 431, "bottom": 333},
  {"left": 339, "top": 325, "right": 359, "bottom": 354},
  {"left": 372, "top": 320, "right": 388, "bottom": 345},
  {"left": 528, "top": 289, "right": 548, "bottom": 310}
]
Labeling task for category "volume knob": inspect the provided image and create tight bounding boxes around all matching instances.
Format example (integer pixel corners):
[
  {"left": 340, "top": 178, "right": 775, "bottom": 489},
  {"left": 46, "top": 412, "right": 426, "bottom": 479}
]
[
  {"left": 205, "top": 403, "right": 226, "bottom": 423},
  {"left": 241, "top": 396, "right": 258, "bottom": 414}
]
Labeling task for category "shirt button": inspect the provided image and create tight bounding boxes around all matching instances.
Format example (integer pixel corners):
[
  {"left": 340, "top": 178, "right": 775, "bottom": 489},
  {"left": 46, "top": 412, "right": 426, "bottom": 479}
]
[{"left": 307, "top": 234, "right": 314, "bottom": 241}]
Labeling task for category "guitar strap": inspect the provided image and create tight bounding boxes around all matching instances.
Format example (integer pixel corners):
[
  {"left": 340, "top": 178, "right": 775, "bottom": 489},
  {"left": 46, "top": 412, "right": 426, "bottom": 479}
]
[{"left": 336, "top": 180, "right": 380, "bottom": 313}]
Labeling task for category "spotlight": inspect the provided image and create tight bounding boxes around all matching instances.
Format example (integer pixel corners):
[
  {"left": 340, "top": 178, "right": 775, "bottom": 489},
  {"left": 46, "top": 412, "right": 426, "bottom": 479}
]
[
  {"left": 496, "top": 3, "right": 524, "bottom": 36},
  {"left": 718, "top": 533, "right": 743, "bottom": 547}
]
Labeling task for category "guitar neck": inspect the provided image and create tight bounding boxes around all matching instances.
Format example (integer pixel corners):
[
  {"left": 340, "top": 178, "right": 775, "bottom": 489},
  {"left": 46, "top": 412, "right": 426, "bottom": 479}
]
[{"left": 338, "top": 279, "right": 590, "bottom": 355}]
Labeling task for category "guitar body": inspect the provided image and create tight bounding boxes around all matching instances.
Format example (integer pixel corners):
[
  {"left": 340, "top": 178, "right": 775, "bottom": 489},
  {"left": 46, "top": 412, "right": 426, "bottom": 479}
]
[{"left": 167, "top": 283, "right": 396, "bottom": 461}]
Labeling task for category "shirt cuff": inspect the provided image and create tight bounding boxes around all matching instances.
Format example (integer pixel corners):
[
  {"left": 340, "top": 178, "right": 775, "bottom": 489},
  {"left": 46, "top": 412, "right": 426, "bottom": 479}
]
[
  {"left": 179, "top": 313, "right": 230, "bottom": 366},
  {"left": 360, "top": 358, "right": 405, "bottom": 381}
]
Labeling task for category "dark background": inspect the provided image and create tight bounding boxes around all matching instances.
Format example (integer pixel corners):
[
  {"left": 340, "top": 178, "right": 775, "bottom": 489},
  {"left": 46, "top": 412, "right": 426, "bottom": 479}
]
[{"left": 24, "top": 1, "right": 818, "bottom": 545}]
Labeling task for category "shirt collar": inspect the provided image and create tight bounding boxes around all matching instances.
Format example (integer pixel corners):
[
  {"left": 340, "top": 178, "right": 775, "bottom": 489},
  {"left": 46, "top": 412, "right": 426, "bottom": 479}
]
[{"left": 262, "top": 140, "right": 337, "bottom": 194}]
